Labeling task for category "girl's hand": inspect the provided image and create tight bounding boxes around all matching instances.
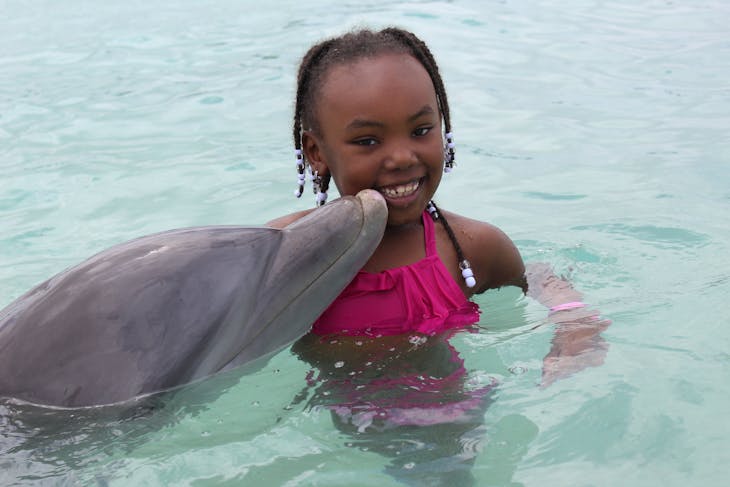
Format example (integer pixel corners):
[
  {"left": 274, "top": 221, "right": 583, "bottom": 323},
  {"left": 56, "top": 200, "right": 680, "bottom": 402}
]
[{"left": 540, "top": 311, "right": 611, "bottom": 388}]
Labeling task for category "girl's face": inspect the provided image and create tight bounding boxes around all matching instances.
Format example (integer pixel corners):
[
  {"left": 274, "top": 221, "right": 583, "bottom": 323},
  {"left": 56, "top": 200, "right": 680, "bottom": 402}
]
[{"left": 303, "top": 53, "right": 444, "bottom": 227}]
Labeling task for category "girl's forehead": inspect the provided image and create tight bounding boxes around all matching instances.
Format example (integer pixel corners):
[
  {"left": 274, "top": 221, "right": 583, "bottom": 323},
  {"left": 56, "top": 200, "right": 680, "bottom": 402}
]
[{"left": 318, "top": 53, "right": 436, "bottom": 106}]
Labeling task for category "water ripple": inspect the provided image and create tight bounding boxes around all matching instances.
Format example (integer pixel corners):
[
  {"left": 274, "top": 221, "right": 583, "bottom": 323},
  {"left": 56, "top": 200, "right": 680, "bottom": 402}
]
[{"left": 572, "top": 223, "right": 710, "bottom": 248}]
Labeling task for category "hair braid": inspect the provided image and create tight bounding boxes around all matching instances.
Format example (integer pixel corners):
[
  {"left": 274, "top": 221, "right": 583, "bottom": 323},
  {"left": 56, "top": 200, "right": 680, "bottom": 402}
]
[
  {"left": 426, "top": 200, "right": 476, "bottom": 288},
  {"left": 293, "top": 40, "right": 334, "bottom": 203}
]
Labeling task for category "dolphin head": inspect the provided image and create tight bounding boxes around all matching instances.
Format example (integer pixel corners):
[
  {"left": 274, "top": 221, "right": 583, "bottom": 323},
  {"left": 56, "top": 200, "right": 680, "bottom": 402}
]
[{"left": 200, "top": 189, "right": 388, "bottom": 373}]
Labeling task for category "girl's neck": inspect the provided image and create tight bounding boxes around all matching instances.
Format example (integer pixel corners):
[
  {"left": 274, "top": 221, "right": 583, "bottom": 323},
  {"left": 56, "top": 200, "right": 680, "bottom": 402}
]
[{"left": 361, "top": 215, "right": 426, "bottom": 273}]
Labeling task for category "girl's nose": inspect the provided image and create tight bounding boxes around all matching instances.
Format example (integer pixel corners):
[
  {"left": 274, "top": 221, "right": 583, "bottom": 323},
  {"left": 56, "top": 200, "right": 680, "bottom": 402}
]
[{"left": 384, "top": 144, "right": 417, "bottom": 171}]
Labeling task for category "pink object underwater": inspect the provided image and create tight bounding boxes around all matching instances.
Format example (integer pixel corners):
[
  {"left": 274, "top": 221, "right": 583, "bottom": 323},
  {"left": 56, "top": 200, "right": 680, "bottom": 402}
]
[{"left": 305, "top": 339, "right": 496, "bottom": 431}]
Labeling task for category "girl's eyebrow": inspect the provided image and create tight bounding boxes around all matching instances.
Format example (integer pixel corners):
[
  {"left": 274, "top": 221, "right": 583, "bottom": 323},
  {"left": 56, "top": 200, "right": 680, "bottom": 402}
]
[
  {"left": 345, "top": 105, "right": 436, "bottom": 130},
  {"left": 346, "top": 118, "right": 384, "bottom": 130},
  {"left": 408, "top": 105, "right": 436, "bottom": 121}
]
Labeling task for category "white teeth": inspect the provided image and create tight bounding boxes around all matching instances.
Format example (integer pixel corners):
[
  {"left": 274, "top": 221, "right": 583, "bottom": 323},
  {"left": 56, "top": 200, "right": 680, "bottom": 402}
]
[{"left": 380, "top": 180, "right": 420, "bottom": 198}]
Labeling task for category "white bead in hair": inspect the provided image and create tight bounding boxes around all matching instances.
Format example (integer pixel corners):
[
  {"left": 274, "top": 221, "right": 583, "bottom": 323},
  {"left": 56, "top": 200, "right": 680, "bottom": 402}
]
[
  {"left": 316, "top": 191, "right": 328, "bottom": 206},
  {"left": 312, "top": 170, "right": 328, "bottom": 207},
  {"left": 295, "top": 149, "right": 305, "bottom": 198},
  {"left": 460, "top": 259, "right": 476, "bottom": 288},
  {"left": 426, "top": 201, "right": 439, "bottom": 219},
  {"left": 446, "top": 132, "right": 455, "bottom": 149},
  {"left": 443, "top": 132, "right": 455, "bottom": 173}
]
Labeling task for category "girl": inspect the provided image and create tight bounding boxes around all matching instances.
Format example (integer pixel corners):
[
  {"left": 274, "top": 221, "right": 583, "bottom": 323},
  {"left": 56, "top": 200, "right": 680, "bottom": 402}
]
[
  {"left": 268, "top": 27, "right": 528, "bottom": 337},
  {"left": 269, "top": 27, "right": 607, "bottom": 381}
]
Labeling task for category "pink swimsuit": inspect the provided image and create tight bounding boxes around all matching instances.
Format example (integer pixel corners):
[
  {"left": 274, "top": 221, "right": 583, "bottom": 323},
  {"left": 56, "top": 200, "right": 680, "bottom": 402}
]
[{"left": 312, "top": 211, "right": 481, "bottom": 336}]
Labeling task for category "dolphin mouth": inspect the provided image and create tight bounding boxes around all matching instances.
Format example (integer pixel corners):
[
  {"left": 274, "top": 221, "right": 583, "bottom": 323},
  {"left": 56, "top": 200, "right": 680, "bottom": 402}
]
[
  {"left": 272, "top": 187, "right": 388, "bottom": 316},
  {"left": 355, "top": 188, "right": 389, "bottom": 222}
]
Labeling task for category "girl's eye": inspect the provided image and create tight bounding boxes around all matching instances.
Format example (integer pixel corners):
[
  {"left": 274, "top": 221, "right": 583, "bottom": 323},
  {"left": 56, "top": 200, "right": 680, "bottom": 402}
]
[
  {"left": 353, "top": 137, "right": 377, "bottom": 146},
  {"left": 413, "top": 126, "right": 432, "bottom": 137}
]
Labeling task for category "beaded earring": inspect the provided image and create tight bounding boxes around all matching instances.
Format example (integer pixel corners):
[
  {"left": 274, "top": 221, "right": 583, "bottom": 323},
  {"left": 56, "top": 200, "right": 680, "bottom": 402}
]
[
  {"left": 426, "top": 201, "right": 476, "bottom": 288},
  {"left": 443, "top": 131, "right": 455, "bottom": 173}
]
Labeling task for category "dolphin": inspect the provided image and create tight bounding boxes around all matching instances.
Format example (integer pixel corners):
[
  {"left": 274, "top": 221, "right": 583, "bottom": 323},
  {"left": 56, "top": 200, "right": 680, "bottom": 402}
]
[{"left": 0, "top": 189, "right": 387, "bottom": 408}]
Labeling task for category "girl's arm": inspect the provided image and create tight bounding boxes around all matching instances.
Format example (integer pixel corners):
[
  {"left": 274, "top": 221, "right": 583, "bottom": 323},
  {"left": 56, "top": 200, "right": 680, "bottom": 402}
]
[
  {"left": 525, "top": 263, "right": 610, "bottom": 387},
  {"left": 440, "top": 215, "right": 608, "bottom": 387},
  {"left": 450, "top": 214, "right": 527, "bottom": 294}
]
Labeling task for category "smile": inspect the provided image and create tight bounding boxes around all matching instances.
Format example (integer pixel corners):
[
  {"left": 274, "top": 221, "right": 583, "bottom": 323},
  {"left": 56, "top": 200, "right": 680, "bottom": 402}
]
[{"left": 378, "top": 179, "right": 421, "bottom": 199}]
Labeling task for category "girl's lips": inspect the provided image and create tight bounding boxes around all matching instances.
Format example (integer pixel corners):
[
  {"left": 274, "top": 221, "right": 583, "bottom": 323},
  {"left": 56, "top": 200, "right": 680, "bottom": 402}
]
[{"left": 378, "top": 178, "right": 421, "bottom": 198}]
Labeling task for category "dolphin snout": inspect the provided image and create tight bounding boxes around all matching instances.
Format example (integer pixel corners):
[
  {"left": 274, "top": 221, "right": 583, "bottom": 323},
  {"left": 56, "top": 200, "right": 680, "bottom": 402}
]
[{"left": 355, "top": 189, "right": 387, "bottom": 231}]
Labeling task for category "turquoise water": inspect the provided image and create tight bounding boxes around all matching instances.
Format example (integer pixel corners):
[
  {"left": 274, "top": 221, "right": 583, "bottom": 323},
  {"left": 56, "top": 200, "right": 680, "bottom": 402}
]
[{"left": 2, "top": 0, "right": 729, "bottom": 485}]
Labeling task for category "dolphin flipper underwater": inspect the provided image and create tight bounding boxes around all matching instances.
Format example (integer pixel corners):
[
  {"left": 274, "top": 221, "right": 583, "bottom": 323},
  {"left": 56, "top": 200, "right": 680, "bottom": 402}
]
[{"left": 0, "top": 190, "right": 387, "bottom": 408}]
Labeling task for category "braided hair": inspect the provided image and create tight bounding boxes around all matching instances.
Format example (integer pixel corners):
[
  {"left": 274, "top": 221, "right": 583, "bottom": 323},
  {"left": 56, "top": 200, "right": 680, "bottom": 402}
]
[{"left": 293, "top": 27, "right": 471, "bottom": 288}]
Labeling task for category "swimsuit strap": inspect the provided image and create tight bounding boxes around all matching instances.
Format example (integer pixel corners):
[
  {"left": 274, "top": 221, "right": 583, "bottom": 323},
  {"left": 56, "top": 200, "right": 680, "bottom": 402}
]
[{"left": 422, "top": 210, "right": 438, "bottom": 257}]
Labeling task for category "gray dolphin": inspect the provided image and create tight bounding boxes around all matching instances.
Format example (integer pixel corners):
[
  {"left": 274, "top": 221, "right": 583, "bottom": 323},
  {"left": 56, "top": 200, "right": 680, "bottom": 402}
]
[{"left": 0, "top": 189, "right": 386, "bottom": 408}]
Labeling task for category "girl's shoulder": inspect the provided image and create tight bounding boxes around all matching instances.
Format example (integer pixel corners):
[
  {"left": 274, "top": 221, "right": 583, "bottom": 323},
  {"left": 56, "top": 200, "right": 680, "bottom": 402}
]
[
  {"left": 266, "top": 208, "right": 316, "bottom": 229},
  {"left": 439, "top": 209, "right": 527, "bottom": 294}
]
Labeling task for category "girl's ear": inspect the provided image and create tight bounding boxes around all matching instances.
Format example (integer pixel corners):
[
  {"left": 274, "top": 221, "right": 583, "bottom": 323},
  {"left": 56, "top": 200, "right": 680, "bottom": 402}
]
[{"left": 302, "top": 130, "right": 330, "bottom": 177}]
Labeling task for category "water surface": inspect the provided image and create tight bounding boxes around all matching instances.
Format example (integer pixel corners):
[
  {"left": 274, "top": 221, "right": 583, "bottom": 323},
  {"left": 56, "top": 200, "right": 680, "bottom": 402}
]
[{"left": 1, "top": 0, "right": 729, "bottom": 485}]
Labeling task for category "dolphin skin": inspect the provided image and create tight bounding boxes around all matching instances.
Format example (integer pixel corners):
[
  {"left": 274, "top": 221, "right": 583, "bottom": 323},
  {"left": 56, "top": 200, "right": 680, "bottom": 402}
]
[{"left": 0, "top": 190, "right": 387, "bottom": 408}]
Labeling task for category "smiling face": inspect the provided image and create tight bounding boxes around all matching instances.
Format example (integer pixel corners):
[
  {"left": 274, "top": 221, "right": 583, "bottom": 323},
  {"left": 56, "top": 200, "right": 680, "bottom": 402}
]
[{"left": 302, "top": 53, "right": 444, "bottom": 227}]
